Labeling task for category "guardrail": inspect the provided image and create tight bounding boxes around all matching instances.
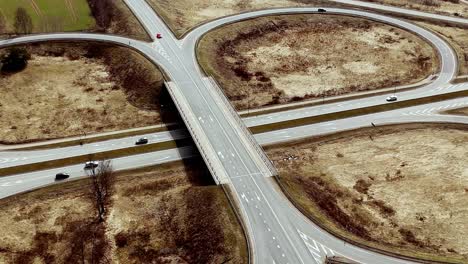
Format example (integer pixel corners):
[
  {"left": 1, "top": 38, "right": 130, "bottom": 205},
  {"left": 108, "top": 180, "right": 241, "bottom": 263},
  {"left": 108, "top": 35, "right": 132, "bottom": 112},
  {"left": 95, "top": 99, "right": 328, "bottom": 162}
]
[
  {"left": 164, "top": 82, "right": 227, "bottom": 185},
  {"left": 205, "top": 77, "right": 278, "bottom": 176}
]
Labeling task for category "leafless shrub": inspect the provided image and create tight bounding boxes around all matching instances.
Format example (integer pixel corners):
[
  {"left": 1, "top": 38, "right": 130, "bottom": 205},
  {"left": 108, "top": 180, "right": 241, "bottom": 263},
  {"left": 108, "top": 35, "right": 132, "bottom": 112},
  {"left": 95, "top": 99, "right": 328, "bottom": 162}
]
[
  {"left": 295, "top": 176, "right": 372, "bottom": 240},
  {"left": 371, "top": 200, "right": 396, "bottom": 217},
  {"left": 87, "top": 0, "right": 114, "bottom": 30},
  {"left": 87, "top": 160, "right": 115, "bottom": 222},
  {"left": 353, "top": 179, "right": 371, "bottom": 194}
]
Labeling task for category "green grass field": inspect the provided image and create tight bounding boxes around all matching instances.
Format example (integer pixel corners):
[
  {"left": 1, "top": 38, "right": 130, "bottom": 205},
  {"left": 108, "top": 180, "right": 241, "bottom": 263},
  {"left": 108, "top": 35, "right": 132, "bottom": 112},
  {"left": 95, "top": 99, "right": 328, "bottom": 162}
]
[{"left": 0, "top": 0, "right": 95, "bottom": 33}]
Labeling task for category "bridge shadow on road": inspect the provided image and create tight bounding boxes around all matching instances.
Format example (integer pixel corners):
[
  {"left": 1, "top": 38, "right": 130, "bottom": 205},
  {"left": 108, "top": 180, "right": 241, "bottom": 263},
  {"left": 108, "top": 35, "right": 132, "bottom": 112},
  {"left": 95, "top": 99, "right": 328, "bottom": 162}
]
[{"left": 159, "top": 86, "right": 215, "bottom": 187}]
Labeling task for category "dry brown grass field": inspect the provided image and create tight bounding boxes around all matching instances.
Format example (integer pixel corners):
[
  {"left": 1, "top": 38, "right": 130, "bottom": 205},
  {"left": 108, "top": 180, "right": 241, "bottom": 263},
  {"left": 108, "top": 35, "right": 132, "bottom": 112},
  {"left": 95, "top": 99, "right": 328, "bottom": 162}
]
[
  {"left": 0, "top": 43, "right": 164, "bottom": 144},
  {"left": 146, "top": 0, "right": 327, "bottom": 37},
  {"left": 362, "top": 0, "right": 468, "bottom": 18},
  {"left": 266, "top": 123, "right": 468, "bottom": 263},
  {"left": 0, "top": 160, "right": 247, "bottom": 263},
  {"left": 198, "top": 14, "right": 438, "bottom": 110}
]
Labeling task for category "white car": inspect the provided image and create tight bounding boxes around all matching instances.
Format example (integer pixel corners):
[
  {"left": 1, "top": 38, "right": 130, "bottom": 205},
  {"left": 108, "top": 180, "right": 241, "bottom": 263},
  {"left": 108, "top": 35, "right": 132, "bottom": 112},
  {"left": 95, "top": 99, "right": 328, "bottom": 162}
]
[
  {"left": 386, "top": 95, "right": 398, "bottom": 102},
  {"left": 84, "top": 161, "right": 99, "bottom": 170}
]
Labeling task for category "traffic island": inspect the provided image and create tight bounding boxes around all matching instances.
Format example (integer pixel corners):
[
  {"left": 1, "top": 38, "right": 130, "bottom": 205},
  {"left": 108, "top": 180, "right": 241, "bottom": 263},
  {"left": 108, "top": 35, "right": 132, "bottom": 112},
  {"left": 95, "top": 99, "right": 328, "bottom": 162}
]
[
  {"left": 0, "top": 160, "right": 247, "bottom": 263},
  {"left": 197, "top": 14, "right": 439, "bottom": 111},
  {"left": 445, "top": 107, "right": 468, "bottom": 116},
  {"left": 266, "top": 123, "right": 468, "bottom": 263}
]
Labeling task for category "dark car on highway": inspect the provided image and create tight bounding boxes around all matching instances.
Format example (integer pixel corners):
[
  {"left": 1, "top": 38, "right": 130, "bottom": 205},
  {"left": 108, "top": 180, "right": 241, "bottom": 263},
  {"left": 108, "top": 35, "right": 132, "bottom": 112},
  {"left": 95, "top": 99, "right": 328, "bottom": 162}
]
[
  {"left": 55, "top": 173, "right": 70, "bottom": 181},
  {"left": 135, "top": 137, "right": 149, "bottom": 145},
  {"left": 318, "top": 8, "right": 327, "bottom": 12}
]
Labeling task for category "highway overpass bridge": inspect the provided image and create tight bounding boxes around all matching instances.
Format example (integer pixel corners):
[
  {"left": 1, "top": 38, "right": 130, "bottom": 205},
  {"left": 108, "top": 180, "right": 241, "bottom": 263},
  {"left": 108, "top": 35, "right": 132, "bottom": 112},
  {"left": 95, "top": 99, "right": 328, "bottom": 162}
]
[{"left": 165, "top": 78, "right": 277, "bottom": 185}]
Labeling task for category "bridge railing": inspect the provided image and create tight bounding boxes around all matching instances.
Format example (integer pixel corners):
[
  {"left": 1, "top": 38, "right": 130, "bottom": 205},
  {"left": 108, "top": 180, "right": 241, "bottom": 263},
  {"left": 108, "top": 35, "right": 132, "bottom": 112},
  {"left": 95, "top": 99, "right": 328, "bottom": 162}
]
[
  {"left": 206, "top": 77, "right": 278, "bottom": 176},
  {"left": 165, "top": 81, "right": 227, "bottom": 185}
]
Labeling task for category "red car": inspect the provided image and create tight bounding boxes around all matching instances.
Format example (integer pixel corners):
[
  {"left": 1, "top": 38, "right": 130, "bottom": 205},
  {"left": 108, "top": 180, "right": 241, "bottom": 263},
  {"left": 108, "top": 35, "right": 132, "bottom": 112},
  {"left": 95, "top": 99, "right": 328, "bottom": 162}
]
[{"left": 156, "top": 33, "right": 162, "bottom": 39}]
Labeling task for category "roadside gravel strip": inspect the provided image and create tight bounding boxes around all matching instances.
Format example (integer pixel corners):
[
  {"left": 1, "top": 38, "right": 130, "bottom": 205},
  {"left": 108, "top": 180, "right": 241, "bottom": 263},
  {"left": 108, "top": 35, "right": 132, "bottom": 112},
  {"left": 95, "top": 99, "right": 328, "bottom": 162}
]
[{"left": 1, "top": 2, "right": 468, "bottom": 264}]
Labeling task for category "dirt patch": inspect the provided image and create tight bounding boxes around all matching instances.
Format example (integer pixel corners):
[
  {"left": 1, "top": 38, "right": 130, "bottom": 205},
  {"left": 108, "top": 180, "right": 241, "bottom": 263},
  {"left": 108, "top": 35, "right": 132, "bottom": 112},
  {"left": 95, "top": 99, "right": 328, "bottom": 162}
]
[
  {"left": 0, "top": 160, "right": 247, "bottom": 263},
  {"left": 198, "top": 15, "right": 438, "bottom": 110},
  {"left": 0, "top": 43, "right": 164, "bottom": 144},
  {"left": 362, "top": 0, "right": 468, "bottom": 18},
  {"left": 146, "top": 0, "right": 335, "bottom": 37},
  {"left": 0, "top": 179, "right": 105, "bottom": 263},
  {"left": 266, "top": 123, "right": 468, "bottom": 262},
  {"left": 415, "top": 21, "right": 468, "bottom": 75}
]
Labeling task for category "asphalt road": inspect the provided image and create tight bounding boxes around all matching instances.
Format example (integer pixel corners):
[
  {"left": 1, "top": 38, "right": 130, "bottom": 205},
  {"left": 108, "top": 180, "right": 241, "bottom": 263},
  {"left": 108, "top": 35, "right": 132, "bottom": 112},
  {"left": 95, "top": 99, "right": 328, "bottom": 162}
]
[{"left": 1, "top": 2, "right": 468, "bottom": 264}]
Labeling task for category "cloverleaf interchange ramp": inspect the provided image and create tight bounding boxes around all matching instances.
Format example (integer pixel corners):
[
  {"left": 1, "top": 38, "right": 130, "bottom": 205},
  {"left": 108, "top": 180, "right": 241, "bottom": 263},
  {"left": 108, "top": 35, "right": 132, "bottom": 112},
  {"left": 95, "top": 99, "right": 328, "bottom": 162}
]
[{"left": 1, "top": 1, "right": 468, "bottom": 263}]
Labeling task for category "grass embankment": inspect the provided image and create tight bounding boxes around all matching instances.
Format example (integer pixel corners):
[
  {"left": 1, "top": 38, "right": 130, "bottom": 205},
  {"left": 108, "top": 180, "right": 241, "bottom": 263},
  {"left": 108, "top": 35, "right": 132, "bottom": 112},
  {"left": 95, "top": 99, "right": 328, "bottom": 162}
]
[
  {"left": 198, "top": 14, "right": 438, "bottom": 111},
  {"left": 267, "top": 123, "right": 468, "bottom": 263},
  {"left": 0, "top": 0, "right": 149, "bottom": 40},
  {"left": 0, "top": 160, "right": 247, "bottom": 263},
  {"left": 0, "top": 42, "right": 166, "bottom": 144}
]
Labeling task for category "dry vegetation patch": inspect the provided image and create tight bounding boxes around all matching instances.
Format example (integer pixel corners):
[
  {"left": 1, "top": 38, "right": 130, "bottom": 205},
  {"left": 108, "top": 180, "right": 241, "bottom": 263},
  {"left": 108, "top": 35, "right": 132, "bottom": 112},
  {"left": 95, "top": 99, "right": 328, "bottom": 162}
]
[
  {"left": 0, "top": 43, "right": 164, "bottom": 144},
  {"left": 0, "top": 181, "right": 104, "bottom": 263},
  {"left": 266, "top": 124, "right": 468, "bottom": 262},
  {"left": 0, "top": 161, "right": 247, "bottom": 263},
  {"left": 198, "top": 15, "right": 438, "bottom": 110},
  {"left": 363, "top": 0, "right": 468, "bottom": 18},
  {"left": 146, "top": 0, "right": 326, "bottom": 37}
]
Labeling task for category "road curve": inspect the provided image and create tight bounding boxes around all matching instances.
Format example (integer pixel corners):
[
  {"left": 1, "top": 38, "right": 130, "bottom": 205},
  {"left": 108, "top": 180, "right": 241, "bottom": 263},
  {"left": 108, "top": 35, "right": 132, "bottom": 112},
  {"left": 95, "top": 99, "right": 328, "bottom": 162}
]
[{"left": 1, "top": 2, "right": 468, "bottom": 264}]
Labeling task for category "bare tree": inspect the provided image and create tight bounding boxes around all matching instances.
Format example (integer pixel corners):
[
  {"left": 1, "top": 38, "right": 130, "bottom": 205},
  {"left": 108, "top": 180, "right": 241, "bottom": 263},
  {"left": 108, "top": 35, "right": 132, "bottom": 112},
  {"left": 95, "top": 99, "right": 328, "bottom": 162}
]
[
  {"left": 14, "top": 8, "right": 33, "bottom": 34},
  {"left": 87, "top": 160, "right": 115, "bottom": 222},
  {"left": 87, "top": 0, "right": 113, "bottom": 30}
]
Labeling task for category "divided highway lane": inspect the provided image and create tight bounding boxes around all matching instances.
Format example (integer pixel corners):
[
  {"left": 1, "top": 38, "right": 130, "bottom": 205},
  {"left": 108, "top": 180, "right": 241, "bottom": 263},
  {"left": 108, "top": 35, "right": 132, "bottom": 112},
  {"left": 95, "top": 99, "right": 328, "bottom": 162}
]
[
  {"left": 0, "top": 129, "right": 189, "bottom": 168},
  {"left": 2, "top": 89, "right": 467, "bottom": 168},
  {"left": 0, "top": 146, "right": 196, "bottom": 199},
  {"left": 243, "top": 82, "right": 468, "bottom": 127}
]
